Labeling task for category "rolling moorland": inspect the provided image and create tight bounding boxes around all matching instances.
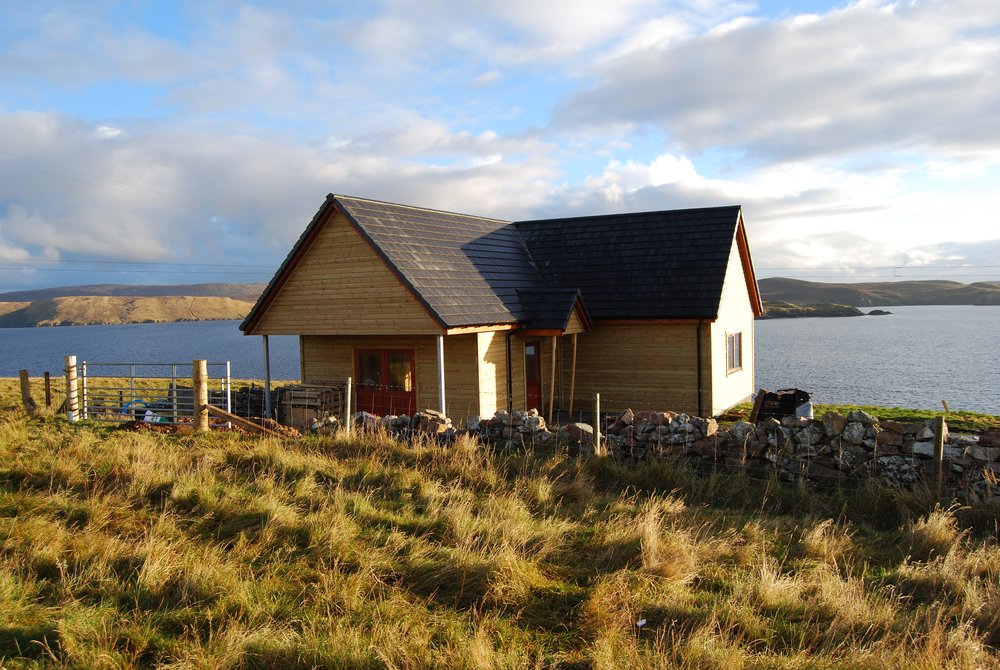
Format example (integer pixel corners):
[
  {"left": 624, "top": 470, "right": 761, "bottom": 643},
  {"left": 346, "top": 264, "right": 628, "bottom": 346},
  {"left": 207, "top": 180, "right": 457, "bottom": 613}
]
[
  {"left": 1, "top": 378, "right": 999, "bottom": 669},
  {"left": 0, "top": 284, "right": 265, "bottom": 328},
  {"left": 759, "top": 278, "right": 1000, "bottom": 307}
]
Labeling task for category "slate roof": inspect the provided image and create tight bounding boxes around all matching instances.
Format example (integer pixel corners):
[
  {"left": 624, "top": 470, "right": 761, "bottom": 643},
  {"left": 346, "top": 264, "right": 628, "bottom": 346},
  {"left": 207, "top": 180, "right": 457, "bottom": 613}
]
[
  {"left": 335, "top": 196, "right": 538, "bottom": 327},
  {"left": 242, "top": 195, "right": 757, "bottom": 333},
  {"left": 516, "top": 207, "right": 745, "bottom": 320},
  {"left": 515, "top": 288, "right": 589, "bottom": 332}
]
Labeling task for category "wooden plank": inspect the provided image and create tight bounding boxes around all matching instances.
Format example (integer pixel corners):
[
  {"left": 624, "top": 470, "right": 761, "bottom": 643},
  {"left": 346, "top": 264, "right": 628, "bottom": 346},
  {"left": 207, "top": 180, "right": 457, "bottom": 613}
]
[
  {"left": 206, "top": 404, "right": 284, "bottom": 437},
  {"left": 748, "top": 390, "right": 767, "bottom": 424},
  {"left": 568, "top": 333, "right": 577, "bottom": 414},
  {"left": 548, "top": 336, "right": 557, "bottom": 423}
]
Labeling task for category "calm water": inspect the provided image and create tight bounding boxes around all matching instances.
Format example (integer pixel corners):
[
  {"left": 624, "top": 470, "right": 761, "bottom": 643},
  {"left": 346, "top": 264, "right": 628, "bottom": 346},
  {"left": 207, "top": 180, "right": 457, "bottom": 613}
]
[
  {"left": 0, "top": 320, "right": 300, "bottom": 380},
  {"left": 755, "top": 305, "right": 1000, "bottom": 415},
  {"left": 1, "top": 307, "right": 998, "bottom": 414}
]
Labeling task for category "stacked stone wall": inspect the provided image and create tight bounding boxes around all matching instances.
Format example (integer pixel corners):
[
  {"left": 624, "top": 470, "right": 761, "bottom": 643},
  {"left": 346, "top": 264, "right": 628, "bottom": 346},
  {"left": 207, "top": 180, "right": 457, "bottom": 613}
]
[
  {"left": 311, "top": 407, "right": 1000, "bottom": 503},
  {"left": 469, "top": 408, "right": 1000, "bottom": 502}
]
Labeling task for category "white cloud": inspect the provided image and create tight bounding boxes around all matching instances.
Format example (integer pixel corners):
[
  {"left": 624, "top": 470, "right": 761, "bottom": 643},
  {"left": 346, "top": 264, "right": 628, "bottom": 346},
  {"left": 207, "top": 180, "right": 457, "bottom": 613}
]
[
  {"left": 93, "top": 125, "right": 122, "bottom": 139},
  {"left": 556, "top": 0, "right": 1000, "bottom": 163},
  {"left": 2, "top": 0, "right": 999, "bottom": 291}
]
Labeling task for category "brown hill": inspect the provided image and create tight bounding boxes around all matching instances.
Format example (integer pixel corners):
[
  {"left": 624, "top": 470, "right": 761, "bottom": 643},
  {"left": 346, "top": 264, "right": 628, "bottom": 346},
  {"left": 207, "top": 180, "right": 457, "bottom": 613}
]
[
  {"left": 0, "top": 296, "right": 256, "bottom": 328},
  {"left": 759, "top": 277, "right": 1000, "bottom": 306},
  {"left": 0, "top": 302, "right": 30, "bottom": 318},
  {"left": 0, "top": 282, "right": 266, "bottom": 302}
]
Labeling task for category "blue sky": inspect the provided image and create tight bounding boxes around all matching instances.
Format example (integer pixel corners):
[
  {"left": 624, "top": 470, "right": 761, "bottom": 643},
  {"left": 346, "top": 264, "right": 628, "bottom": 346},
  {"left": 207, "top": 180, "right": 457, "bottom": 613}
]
[{"left": 1, "top": 0, "right": 999, "bottom": 292}]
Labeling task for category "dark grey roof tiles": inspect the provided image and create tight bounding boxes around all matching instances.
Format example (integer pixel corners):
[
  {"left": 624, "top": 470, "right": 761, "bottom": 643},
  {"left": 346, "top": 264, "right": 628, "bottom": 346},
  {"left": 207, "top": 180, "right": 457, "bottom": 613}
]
[
  {"left": 515, "top": 207, "right": 742, "bottom": 320},
  {"left": 516, "top": 288, "right": 589, "bottom": 332},
  {"left": 337, "top": 196, "right": 537, "bottom": 327}
]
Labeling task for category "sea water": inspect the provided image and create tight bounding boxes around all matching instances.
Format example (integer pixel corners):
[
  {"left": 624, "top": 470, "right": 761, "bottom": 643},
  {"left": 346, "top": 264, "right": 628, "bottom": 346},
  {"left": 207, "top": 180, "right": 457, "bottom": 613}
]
[{"left": 755, "top": 305, "right": 1000, "bottom": 414}]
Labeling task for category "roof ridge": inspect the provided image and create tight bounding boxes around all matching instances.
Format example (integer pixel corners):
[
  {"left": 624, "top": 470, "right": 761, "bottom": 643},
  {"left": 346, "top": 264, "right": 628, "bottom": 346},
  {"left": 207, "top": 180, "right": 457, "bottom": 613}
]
[
  {"left": 333, "top": 193, "right": 512, "bottom": 225},
  {"left": 515, "top": 204, "right": 741, "bottom": 226}
]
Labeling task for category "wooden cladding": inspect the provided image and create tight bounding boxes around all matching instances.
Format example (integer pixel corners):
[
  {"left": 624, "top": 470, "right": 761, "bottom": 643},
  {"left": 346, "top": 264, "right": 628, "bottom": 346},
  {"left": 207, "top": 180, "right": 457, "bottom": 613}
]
[{"left": 251, "top": 212, "right": 441, "bottom": 336}]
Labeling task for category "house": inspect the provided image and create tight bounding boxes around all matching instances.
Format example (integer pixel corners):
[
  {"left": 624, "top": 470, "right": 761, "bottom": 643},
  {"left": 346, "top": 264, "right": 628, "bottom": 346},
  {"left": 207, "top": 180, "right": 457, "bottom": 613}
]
[{"left": 240, "top": 194, "right": 763, "bottom": 422}]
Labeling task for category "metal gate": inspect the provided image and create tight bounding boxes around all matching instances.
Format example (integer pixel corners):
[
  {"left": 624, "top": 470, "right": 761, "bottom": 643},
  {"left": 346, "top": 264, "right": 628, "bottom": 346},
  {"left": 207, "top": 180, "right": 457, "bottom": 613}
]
[{"left": 79, "top": 361, "right": 231, "bottom": 425}]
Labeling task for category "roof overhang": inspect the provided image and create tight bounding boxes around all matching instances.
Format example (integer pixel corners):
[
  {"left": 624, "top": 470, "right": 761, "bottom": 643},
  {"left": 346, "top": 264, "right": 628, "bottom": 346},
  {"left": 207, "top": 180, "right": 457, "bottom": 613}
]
[{"left": 735, "top": 210, "right": 764, "bottom": 318}]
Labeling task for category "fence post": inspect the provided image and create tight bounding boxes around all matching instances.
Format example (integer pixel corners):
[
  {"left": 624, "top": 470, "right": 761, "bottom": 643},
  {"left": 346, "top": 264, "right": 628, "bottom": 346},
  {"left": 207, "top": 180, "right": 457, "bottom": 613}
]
[
  {"left": 19, "top": 370, "right": 37, "bottom": 417},
  {"left": 934, "top": 416, "right": 946, "bottom": 498},
  {"left": 65, "top": 355, "right": 79, "bottom": 422},
  {"left": 193, "top": 359, "right": 209, "bottom": 433},
  {"left": 345, "top": 376, "right": 353, "bottom": 434},
  {"left": 44, "top": 372, "right": 52, "bottom": 409},
  {"left": 594, "top": 392, "right": 602, "bottom": 456}
]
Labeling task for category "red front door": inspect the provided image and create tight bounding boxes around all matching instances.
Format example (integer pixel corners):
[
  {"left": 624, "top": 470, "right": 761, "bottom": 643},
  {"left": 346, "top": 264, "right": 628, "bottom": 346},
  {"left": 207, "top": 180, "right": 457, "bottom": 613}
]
[
  {"left": 524, "top": 341, "right": 542, "bottom": 412},
  {"left": 355, "top": 349, "right": 416, "bottom": 416}
]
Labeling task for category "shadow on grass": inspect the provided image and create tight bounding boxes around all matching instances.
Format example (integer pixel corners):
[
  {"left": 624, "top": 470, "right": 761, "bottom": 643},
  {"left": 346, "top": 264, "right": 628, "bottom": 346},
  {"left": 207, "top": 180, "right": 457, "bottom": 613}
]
[{"left": 0, "top": 623, "right": 59, "bottom": 660}]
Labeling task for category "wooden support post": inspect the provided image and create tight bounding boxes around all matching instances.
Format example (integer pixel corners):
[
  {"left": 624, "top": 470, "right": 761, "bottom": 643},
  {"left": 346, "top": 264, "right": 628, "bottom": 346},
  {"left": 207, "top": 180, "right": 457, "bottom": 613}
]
[
  {"left": 345, "top": 376, "right": 353, "bottom": 433},
  {"left": 568, "top": 334, "right": 578, "bottom": 415},
  {"left": 19, "top": 370, "right": 37, "bottom": 417},
  {"left": 548, "top": 336, "right": 557, "bottom": 424},
  {"left": 262, "top": 335, "right": 272, "bottom": 419},
  {"left": 594, "top": 392, "right": 602, "bottom": 456},
  {"left": 64, "top": 355, "right": 79, "bottom": 422},
  {"left": 436, "top": 335, "right": 446, "bottom": 415},
  {"left": 934, "top": 415, "right": 946, "bottom": 497},
  {"left": 193, "top": 359, "right": 209, "bottom": 433},
  {"left": 44, "top": 372, "right": 52, "bottom": 409}
]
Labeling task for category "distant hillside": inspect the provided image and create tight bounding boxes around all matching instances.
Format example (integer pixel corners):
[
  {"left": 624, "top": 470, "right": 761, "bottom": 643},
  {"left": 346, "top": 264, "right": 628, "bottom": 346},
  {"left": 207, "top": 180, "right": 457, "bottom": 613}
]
[
  {"left": 759, "top": 277, "right": 1000, "bottom": 306},
  {"left": 0, "top": 296, "right": 255, "bottom": 328},
  {"left": 0, "top": 282, "right": 266, "bottom": 303},
  {"left": 0, "top": 302, "right": 30, "bottom": 318}
]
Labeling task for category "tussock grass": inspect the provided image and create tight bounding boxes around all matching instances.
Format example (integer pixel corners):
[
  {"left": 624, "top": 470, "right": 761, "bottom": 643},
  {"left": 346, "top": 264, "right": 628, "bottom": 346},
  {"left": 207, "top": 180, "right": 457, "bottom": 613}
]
[{"left": 1, "top": 402, "right": 999, "bottom": 668}]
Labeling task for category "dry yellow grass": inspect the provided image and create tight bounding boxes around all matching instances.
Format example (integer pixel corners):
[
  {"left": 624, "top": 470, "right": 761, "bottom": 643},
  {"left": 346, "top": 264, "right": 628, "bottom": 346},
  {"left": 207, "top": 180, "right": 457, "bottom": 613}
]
[{"left": 1, "top": 390, "right": 999, "bottom": 668}]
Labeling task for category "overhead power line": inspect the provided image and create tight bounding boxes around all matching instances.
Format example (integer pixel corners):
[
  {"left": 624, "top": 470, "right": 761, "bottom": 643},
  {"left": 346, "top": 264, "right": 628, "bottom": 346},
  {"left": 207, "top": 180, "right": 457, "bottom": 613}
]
[
  {"left": 0, "top": 266, "right": 272, "bottom": 276},
  {"left": 0, "top": 149, "right": 191, "bottom": 208}
]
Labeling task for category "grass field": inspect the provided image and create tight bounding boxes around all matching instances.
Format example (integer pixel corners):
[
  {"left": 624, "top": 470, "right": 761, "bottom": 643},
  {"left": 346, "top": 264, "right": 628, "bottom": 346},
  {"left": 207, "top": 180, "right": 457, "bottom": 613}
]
[{"left": 1, "top": 381, "right": 999, "bottom": 668}]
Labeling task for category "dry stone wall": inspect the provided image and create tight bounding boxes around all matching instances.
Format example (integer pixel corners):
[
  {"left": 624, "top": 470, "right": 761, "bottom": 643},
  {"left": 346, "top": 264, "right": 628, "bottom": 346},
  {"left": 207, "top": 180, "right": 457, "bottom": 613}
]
[
  {"left": 469, "top": 408, "right": 1000, "bottom": 502},
  {"left": 309, "top": 406, "right": 1000, "bottom": 503}
]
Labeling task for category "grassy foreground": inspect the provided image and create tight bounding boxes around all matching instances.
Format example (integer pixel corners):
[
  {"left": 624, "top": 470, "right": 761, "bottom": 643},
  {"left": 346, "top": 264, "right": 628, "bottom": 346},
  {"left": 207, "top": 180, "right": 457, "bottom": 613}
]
[{"left": 2, "top": 396, "right": 1000, "bottom": 668}]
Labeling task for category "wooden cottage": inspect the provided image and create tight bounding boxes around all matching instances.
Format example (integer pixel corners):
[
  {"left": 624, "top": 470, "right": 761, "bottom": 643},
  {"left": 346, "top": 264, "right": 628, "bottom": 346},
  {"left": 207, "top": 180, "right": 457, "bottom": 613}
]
[{"left": 240, "top": 194, "right": 763, "bottom": 422}]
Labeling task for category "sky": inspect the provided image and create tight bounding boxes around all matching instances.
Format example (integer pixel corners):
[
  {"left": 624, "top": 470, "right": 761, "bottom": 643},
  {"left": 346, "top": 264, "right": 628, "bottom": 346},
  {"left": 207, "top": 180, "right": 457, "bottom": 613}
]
[{"left": 1, "top": 0, "right": 999, "bottom": 293}]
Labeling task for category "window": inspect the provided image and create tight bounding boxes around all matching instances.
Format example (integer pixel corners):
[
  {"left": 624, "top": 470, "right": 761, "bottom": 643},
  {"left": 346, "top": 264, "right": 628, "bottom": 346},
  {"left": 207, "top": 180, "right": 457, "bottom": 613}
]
[
  {"left": 355, "top": 349, "right": 414, "bottom": 391},
  {"left": 726, "top": 332, "right": 743, "bottom": 373},
  {"left": 387, "top": 352, "right": 414, "bottom": 392}
]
